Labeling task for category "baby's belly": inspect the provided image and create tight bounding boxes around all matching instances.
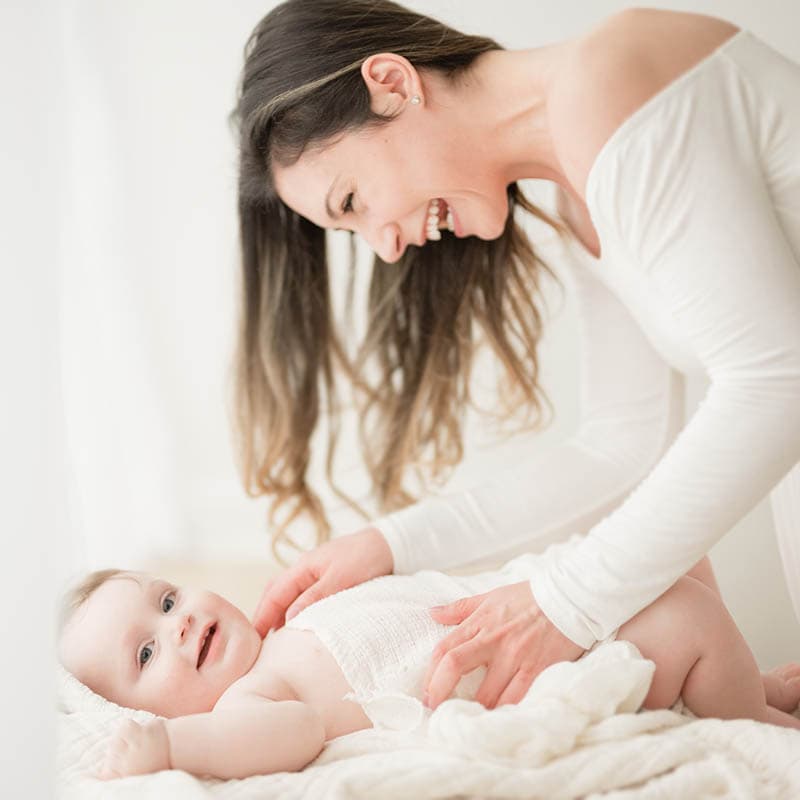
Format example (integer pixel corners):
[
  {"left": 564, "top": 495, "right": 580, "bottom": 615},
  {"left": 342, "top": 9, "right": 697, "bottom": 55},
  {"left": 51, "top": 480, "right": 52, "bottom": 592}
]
[{"left": 260, "top": 626, "right": 373, "bottom": 739}]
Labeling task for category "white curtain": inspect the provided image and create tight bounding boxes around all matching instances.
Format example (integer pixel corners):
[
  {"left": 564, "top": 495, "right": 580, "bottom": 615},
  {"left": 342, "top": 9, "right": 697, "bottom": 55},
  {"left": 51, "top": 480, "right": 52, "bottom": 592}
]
[
  {"left": 58, "top": 1, "right": 276, "bottom": 567},
  {"left": 55, "top": 0, "right": 456, "bottom": 570}
]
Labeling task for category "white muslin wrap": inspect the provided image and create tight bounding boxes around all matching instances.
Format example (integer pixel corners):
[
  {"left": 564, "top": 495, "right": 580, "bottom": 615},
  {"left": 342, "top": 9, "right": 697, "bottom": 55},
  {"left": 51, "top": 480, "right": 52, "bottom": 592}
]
[{"left": 285, "top": 551, "right": 619, "bottom": 730}]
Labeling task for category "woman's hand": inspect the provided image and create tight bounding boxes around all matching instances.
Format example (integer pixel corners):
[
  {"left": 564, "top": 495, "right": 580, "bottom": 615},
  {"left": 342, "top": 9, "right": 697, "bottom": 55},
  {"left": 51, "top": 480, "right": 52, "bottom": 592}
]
[
  {"left": 251, "top": 527, "right": 394, "bottom": 637},
  {"left": 423, "top": 581, "right": 585, "bottom": 710}
]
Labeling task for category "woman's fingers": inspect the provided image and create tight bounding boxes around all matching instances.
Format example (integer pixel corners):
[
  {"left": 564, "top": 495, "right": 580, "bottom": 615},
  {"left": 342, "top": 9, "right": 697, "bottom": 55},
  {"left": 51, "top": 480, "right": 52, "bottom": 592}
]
[
  {"left": 424, "top": 638, "right": 488, "bottom": 710},
  {"left": 250, "top": 564, "right": 318, "bottom": 637},
  {"left": 249, "top": 578, "right": 275, "bottom": 630},
  {"left": 285, "top": 576, "right": 335, "bottom": 620},
  {"left": 422, "top": 622, "right": 479, "bottom": 695},
  {"left": 429, "top": 593, "right": 483, "bottom": 625},
  {"left": 494, "top": 666, "right": 538, "bottom": 707},
  {"left": 423, "top": 581, "right": 584, "bottom": 712},
  {"left": 423, "top": 593, "right": 485, "bottom": 692},
  {"left": 473, "top": 660, "right": 519, "bottom": 709}
]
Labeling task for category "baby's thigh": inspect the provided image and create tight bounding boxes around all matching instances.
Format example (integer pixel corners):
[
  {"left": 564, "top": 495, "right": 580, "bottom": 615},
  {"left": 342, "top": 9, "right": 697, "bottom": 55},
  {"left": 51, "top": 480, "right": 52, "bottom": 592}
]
[{"left": 617, "top": 576, "right": 726, "bottom": 709}]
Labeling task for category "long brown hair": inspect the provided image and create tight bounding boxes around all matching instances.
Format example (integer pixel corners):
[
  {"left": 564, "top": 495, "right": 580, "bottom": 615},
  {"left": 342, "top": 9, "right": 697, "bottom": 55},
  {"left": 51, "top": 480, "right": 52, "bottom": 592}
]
[{"left": 231, "top": 0, "right": 563, "bottom": 562}]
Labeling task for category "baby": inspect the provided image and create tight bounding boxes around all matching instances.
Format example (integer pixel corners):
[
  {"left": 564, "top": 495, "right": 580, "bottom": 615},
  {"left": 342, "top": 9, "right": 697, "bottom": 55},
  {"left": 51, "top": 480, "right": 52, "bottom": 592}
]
[{"left": 59, "top": 557, "right": 800, "bottom": 781}]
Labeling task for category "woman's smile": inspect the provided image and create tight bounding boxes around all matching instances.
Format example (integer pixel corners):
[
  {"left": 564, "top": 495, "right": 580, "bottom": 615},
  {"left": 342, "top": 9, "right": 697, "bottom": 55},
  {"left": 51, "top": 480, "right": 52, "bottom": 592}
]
[{"left": 423, "top": 198, "right": 458, "bottom": 242}]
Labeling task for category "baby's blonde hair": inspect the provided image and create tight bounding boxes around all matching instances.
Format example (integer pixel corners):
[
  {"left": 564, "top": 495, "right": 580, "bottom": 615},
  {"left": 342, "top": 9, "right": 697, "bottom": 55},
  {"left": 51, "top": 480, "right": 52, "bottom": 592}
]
[{"left": 58, "top": 568, "right": 124, "bottom": 635}]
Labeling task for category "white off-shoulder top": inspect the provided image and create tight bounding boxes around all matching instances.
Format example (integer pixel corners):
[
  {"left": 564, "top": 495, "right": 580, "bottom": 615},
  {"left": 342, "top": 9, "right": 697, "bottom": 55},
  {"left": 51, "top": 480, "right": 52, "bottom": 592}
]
[{"left": 373, "top": 30, "right": 800, "bottom": 649}]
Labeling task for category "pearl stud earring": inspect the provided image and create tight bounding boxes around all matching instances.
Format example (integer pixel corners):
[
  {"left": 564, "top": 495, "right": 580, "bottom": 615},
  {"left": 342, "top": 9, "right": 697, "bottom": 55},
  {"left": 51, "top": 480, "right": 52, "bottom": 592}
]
[{"left": 410, "top": 94, "right": 421, "bottom": 105}]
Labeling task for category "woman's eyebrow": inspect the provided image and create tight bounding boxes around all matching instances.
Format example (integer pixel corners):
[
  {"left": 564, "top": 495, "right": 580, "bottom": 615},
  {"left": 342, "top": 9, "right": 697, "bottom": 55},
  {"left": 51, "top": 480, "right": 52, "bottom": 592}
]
[{"left": 325, "top": 175, "right": 341, "bottom": 221}]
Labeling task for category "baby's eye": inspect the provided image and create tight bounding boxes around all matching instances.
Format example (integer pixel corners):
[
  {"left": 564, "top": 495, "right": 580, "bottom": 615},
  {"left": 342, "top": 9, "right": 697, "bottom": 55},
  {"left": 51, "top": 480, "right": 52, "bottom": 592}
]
[
  {"left": 161, "top": 591, "right": 176, "bottom": 613},
  {"left": 139, "top": 643, "right": 154, "bottom": 667}
]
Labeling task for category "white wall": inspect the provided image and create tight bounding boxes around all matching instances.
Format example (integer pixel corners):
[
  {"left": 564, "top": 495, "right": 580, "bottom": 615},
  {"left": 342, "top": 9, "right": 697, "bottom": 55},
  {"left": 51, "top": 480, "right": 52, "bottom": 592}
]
[{"left": 56, "top": 0, "right": 800, "bottom": 667}]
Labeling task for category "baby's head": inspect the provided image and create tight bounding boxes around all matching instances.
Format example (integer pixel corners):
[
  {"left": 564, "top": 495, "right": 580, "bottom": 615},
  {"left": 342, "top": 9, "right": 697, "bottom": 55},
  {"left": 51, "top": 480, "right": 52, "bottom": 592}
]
[{"left": 59, "top": 570, "right": 262, "bottom": 717}]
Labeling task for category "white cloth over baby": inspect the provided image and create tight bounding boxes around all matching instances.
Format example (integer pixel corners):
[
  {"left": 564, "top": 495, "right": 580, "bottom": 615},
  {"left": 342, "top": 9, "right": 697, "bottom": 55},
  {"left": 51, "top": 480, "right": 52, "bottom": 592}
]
[{"left": 285, "top": 551, "right": 616, "bottom": 729}]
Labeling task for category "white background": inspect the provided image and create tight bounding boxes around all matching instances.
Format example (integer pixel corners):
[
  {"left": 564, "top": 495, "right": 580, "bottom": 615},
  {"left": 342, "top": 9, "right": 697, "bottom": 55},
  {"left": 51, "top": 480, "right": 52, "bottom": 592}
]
[{"left": 3, "top": 2, "right": 798, "bottom": 796}]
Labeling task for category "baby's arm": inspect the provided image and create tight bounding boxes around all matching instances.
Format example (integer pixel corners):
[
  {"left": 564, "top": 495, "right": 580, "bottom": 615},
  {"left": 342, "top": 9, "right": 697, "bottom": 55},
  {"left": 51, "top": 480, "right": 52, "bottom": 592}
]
[{"left": 101, "top": 697, "right": 325, "bottom": 780}]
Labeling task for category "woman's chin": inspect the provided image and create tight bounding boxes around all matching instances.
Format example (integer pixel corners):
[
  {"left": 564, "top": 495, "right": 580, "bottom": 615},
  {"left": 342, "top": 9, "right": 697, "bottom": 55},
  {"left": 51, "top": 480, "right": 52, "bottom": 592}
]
[{"left": 475, "top": 224, "right": 506, "bottom": 241}]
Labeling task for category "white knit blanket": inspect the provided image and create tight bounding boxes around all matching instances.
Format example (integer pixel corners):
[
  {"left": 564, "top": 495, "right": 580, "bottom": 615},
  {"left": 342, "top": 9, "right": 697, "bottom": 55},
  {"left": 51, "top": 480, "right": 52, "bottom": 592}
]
[{"left": 56, "top": 640, "right": 800, "bottom": 799}]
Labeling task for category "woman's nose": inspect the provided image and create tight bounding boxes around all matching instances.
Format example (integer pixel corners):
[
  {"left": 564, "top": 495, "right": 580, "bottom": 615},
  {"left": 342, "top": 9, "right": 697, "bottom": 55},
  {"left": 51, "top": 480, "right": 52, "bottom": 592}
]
[{"left": 368, "top": 222, "right": 403, "bottom": 264}]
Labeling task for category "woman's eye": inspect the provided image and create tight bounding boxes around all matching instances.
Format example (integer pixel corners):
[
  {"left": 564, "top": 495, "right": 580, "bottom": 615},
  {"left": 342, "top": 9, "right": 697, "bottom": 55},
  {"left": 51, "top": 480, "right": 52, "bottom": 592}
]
[
  {"left": 342, "top": 192, "right": 354, "bottom": 214},
  {"left": 139, "top": 644, "right": 153, "bottom": 667},
  {"left": 161, "top": 591, "right": 176, "bottom": 613}
]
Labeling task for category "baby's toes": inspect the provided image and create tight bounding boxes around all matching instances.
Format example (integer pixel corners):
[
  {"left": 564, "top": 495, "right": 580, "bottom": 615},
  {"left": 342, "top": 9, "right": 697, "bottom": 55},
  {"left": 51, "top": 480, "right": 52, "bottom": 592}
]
[
  {"left": 773, "top": 662, "right": 800, "bottom": 682},
  {"left": 784, "top": 679, "right": 800, "bottom": 714},
  {"left": 764, "top": 663, "right": 800, "bottom": 712}
]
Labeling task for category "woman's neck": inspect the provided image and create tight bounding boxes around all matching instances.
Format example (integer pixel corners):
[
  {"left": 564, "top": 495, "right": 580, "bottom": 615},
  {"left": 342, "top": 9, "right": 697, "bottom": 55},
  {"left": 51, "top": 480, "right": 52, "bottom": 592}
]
[{"left": 460, "top": 43, "right": 576, "bottom": 188}]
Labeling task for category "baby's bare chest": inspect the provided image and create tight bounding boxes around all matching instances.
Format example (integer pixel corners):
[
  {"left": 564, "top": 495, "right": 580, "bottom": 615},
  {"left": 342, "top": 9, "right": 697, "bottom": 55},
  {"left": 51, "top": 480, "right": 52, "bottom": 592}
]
[{"left": 254, "top": 627, "right": 372, "bottom": 739}]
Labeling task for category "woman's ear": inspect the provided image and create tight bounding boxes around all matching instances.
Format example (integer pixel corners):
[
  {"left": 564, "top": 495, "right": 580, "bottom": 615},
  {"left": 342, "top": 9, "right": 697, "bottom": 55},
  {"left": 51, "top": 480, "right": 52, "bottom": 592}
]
[{"left": 360, "top": 53, "right": 421, "bottom": 116}]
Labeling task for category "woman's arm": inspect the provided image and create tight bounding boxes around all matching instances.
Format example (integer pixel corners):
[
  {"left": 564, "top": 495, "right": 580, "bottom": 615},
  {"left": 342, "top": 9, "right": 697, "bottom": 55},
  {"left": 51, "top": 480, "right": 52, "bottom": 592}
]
[
  {"left": 373, "top": 235, "right": 685, "bottom": 576},
  {"left": 524, "top": 52, "right": 800, "bottom": 648}
]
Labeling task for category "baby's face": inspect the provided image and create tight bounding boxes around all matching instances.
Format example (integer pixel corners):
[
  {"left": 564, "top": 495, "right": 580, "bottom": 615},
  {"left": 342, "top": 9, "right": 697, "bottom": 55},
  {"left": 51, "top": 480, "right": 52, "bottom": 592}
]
[{"left": 60, "top": 573, "right": 261, "bottom": 717}]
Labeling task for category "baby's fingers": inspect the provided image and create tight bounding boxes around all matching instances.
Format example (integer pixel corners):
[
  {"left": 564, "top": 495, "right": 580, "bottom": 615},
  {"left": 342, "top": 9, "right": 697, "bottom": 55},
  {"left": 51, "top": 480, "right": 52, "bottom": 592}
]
[
  {"left": 97, "top": 762, "right": 121, "bottom": 781},
  {"left": 98, "top": 736, "right": 130, "bottom": 781}
]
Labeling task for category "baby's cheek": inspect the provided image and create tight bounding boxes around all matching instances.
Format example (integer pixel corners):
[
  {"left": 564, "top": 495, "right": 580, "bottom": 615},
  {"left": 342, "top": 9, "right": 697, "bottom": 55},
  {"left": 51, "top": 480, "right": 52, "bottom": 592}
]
[{"left": 149, "top": 664, "right": 211, "bottom": 716}]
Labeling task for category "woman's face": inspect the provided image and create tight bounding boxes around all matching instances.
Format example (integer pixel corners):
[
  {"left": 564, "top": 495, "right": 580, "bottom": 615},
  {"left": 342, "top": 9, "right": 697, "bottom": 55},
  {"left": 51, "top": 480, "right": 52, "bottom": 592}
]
[{"left": 272, "top": 59, "right": 512, "bottom": 263}]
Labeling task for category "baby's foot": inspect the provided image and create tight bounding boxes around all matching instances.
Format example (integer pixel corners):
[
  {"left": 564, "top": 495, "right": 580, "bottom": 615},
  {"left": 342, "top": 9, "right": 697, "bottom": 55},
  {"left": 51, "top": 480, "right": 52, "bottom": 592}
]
[{"left": 762, "top": 663, "right": 800, "bottom": 713}]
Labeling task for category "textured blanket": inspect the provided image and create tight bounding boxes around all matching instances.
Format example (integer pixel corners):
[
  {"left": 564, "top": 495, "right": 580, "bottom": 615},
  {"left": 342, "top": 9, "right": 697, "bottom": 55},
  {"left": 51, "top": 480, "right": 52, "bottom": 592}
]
[{"left": 57, "top": 641, "right": 800, "bottom": 799}]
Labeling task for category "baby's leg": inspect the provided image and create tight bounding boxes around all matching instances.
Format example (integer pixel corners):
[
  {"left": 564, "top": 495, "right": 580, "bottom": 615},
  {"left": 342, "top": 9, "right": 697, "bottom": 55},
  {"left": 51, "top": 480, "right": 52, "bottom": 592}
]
[
  {"left": 618, "top": 576, "right": 800, "bottom": 729},
  {"left": 685, "top": 557, "right": 800, "bottom": 711}
]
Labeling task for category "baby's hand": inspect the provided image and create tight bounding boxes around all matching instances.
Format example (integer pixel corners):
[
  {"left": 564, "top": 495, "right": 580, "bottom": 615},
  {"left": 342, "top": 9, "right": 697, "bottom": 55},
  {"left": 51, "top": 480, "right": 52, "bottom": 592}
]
[{"left": 98, "top": 718, "right": 171, "bottom": 780}]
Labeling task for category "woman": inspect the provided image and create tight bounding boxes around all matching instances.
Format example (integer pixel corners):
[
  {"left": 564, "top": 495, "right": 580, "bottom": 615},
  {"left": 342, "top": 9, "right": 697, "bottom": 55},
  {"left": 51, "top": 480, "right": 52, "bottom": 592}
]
[{"left": 232, "top": 0, "right": 800, "bottom": 712}]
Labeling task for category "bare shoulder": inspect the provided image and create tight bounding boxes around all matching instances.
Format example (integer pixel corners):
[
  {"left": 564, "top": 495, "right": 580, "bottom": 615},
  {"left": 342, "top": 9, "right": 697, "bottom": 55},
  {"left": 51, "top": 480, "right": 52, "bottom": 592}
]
[
  {"left": 550, "top": 8, "right": 741, "bottom": 198},
  {"left": 215, "top": 668, "right": 297, "bottom": 710}
]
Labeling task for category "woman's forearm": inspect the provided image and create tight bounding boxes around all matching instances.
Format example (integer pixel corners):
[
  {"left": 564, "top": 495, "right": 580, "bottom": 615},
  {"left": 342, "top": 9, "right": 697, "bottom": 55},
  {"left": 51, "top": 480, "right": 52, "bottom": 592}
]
[{"left": 373, "top": 248, "right": 685, "bottom": 576}]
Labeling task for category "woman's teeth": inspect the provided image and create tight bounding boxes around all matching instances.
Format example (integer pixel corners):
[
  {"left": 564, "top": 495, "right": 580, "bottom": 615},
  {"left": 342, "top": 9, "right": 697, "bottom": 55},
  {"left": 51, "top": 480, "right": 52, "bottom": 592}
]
[{"left": 426, "top": 198, "right": 455, "bottom": 241}]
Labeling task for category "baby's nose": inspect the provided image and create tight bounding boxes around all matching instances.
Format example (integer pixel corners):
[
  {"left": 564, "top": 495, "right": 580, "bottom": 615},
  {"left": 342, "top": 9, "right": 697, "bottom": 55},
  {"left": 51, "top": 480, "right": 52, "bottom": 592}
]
[{"left": 174, "top": 613, "right": 194, "bottom": 642}]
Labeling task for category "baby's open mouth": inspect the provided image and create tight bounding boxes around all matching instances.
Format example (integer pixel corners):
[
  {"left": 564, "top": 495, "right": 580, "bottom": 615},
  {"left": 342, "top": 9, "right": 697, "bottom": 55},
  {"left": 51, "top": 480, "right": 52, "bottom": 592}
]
[{"left": 197, "top": 624, "right": 216, "bottom": 668}]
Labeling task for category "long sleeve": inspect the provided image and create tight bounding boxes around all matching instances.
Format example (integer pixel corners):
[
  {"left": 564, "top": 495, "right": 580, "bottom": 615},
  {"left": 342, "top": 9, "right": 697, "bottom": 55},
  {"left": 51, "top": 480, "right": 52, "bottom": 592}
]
[
  {"left": 525, "top": 42, "right": 800, "bottom": 648},
  {"left": 373, "top": 240, "right": 686, "bottom": 577}
]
